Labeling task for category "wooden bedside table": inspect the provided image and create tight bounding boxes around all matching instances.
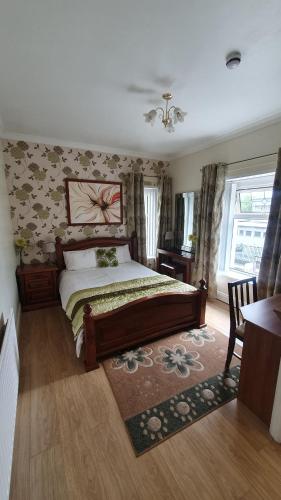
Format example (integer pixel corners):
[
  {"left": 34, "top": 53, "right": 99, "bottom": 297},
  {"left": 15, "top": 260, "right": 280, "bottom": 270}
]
[{"left": 16, "top": 264, "right": 59, "bottom": 311}]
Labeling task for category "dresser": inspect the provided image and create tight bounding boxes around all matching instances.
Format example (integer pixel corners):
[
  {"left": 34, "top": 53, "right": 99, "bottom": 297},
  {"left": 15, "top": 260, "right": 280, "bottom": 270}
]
[
  {"left": 16, "top": 264, "right": 59, "bottom": 311},
  {"left": 156, "top": 248, "right": 194, "bottom": 284}
]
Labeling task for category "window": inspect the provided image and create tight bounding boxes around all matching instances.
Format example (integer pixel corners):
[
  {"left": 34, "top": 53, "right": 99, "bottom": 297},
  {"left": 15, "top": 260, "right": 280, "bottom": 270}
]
[
  {"left": 144, "top": 187, "right": 158, "bottom": 258},
  {"left": 220, "top": 173, "right": 274, "bottom": 276}
]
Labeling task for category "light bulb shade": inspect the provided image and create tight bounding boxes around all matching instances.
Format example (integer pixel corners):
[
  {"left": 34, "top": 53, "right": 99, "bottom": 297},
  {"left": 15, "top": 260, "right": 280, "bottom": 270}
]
[
  {"left": 173, "top": 107, "right": 187, "bottom": 124},
  {"left": 144, "top": 109, "right": 157, "bottom": 125},
  {"left": 165, "top": 231, "right": 174, "bottom": 240},
  {"left": 166, "top": 119, "right": 175, "bottom": 133},
  {"left": 42, "top": 241, "right": 55, "bottom": 253}
]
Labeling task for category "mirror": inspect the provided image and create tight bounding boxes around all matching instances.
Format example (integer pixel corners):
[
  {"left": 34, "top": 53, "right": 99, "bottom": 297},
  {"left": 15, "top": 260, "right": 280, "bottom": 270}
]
[{"left": 174, "top": 191, "right": 200, "bottom": 252}]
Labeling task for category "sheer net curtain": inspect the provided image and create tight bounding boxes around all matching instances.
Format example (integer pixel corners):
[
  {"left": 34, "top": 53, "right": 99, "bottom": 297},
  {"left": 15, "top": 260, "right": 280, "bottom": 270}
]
[
  {"left": 258, "top": 148, "right": 281, "bottom": 298},
  {"left": 192, "top": 163, "right": 226, "bottom": 298},
  {"left": 143, "top": 176, "right": 159, "bottom": 269},
  {"left": 126, "top": 173, "right": 172, "bottom": 268},
  {"left": 126, "top": 172, "right": 147, "bottom": 265}
]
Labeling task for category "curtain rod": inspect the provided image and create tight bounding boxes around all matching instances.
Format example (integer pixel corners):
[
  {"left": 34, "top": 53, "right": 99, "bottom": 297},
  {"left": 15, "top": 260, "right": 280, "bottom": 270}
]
[
  {"left": 143, "top": 174, "right": 160, "bottom": 178},
  {"left": 200, "top": 152, "right": 278, "bottom": 171},
  {"left": 226, "top": 152, "right": 278, "bottom": 167}
]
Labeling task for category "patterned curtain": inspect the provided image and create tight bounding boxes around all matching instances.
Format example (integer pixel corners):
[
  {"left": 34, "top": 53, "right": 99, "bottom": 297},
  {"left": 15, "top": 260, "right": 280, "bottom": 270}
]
[
  {"left": 174, "top": 193, "right": 185, "bottom": 249},
  {"left": 157, "top": 176, "right": 173, "bottom": 249},
  {"left": 258, "top": 148, "right": 281, "bottom": 298},
  {"left": 192, "top": 163, "right": 226, "bottom": 298},
  {"left": 126, "top": 172, "right": 147, "bottom": 265}
]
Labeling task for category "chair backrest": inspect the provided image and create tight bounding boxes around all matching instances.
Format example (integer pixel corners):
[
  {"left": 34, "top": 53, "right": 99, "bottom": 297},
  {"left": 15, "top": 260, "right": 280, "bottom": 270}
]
[{"left": 228, "top": 276, "right": 258, "bottom": 332}]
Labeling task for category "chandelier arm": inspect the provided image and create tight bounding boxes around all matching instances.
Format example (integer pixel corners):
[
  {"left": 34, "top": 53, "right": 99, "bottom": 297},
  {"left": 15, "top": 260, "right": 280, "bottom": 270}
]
[
  {"left": 167, "top": 105, "right": 176, "bottom": 121},
  {"left": 155, "top": 106, "right": 164, "bottom": 114}
]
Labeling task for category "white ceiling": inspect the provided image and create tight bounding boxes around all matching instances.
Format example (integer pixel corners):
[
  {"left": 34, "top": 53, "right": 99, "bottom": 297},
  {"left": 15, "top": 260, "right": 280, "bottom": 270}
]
[{"left": 1, "top": 0, "right": 281, "bottom": 160}]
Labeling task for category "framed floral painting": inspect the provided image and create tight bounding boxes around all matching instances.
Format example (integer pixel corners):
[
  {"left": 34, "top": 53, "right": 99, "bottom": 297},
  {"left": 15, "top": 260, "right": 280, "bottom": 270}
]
[{"left": 65, "top": 179, "right": 123, "bottom": 225}]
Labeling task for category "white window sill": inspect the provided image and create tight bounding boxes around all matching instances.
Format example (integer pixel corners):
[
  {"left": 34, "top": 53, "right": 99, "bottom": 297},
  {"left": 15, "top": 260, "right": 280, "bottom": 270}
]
[
  {"left": 217, "top": 269, "right": 253, "bottom": 281},
  {"left": 216, "top": 269, "right": 257, "bottom": 303}
]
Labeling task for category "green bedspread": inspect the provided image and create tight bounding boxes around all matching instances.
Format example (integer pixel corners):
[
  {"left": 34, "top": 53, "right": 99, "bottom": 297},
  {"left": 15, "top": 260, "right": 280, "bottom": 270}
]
[{"left": 65, "top": 274, "right": 196, "bottom": 339}]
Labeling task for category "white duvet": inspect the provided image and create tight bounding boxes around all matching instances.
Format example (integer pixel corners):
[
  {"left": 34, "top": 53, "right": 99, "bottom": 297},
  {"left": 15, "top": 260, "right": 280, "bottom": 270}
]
[
  {"left": 59, "top": 261, "right": 159, "bottom": 357},
  {"left": 59, "top": 260, "right": 158, "bottom": 311}
]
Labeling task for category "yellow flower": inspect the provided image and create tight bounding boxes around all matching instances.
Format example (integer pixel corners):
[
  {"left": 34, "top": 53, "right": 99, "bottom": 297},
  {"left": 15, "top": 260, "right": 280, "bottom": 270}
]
[
  {"left": 15, "top": 238, "right": 28, "bottom": 249},
  {"left": 188, "top": 234, "right": 198, "bottom": 243}
]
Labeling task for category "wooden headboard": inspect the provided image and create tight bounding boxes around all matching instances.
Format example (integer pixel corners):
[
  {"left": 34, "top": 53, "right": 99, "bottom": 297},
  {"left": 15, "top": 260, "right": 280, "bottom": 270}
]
[{"left": 55, "top": 232, "right": 138, "bottom": 271}]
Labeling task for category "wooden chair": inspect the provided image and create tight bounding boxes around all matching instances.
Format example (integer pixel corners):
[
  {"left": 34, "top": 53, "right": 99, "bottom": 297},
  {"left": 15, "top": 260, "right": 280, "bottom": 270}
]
[{"left": 225, "top": 276, "right": 258, "bottom": 372}]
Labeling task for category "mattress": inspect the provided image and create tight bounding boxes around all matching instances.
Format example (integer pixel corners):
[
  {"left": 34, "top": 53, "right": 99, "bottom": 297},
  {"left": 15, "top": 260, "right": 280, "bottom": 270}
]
[{"left": 59, "top": 261, "right": 159, "bottom": 311}]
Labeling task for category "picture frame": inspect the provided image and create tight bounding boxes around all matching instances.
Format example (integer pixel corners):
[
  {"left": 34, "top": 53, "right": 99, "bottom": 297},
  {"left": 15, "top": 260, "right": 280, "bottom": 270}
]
[{"left": 65, "top": 179, "right": 123, "bottom": 225}]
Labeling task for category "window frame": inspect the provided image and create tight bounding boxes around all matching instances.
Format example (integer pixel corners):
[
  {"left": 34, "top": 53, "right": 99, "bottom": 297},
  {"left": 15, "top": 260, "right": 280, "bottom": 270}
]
[{"left": 219, "top": 172, "right": 274, "bottom": 277}]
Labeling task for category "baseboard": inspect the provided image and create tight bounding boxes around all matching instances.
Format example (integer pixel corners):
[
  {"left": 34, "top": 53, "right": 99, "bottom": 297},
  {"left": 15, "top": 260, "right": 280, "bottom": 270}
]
[
  {"left": 16, "top": 303, "right": 21, "bottom": 339},
  {"left": 217, "top": 291, "right": 229, "bottom": 304}
]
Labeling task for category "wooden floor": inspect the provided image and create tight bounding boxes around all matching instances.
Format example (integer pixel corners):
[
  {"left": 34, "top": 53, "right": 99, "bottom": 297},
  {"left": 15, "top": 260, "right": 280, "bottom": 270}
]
[{"left": 10, "top": 300, "right": 281, "bottom": 500}]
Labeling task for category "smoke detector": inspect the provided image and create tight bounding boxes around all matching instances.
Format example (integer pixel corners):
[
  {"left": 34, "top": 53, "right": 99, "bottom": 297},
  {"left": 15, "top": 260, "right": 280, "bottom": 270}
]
[{"left": 226, "top": 51, "right": 241, "bottom": 70}]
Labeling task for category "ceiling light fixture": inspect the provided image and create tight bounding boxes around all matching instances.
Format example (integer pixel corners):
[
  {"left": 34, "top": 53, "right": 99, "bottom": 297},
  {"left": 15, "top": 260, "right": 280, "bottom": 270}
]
[
  {"left": 144, "top": 93, "right": 187, "bottom": 133},
  {"left": 226, "top": 51, "right": 241, "bottom": 70}
]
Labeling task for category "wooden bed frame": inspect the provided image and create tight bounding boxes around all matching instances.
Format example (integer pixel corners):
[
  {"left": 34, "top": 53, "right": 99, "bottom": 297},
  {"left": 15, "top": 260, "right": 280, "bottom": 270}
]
[{"left": 55, "top": 233, "right": 207, "bottom": 371}]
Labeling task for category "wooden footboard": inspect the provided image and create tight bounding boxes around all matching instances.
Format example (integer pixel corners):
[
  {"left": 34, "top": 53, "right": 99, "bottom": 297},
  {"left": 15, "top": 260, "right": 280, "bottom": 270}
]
[{"left": 83, "top": 280, "right": 207, "bottom": 372}]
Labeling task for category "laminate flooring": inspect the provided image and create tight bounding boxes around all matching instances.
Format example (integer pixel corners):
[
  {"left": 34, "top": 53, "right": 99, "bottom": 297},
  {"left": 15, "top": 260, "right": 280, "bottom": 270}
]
[{"left": 10, "top": 301, "right": 281, "bottom": 500}]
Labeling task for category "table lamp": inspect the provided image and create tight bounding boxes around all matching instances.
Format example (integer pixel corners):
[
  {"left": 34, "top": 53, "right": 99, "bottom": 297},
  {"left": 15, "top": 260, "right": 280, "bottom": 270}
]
[
  {"left": 165, "top": 231, "right": 174, "bottom": 248},
  {"left": 42, "top": 241, "right": 55, "bottom": 264}
]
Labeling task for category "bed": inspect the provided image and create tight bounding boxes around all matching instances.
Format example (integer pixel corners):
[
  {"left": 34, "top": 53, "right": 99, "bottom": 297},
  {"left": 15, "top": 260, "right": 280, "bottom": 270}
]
[{"left": 55, "top": 233, "right": 207, "bottom": 371}]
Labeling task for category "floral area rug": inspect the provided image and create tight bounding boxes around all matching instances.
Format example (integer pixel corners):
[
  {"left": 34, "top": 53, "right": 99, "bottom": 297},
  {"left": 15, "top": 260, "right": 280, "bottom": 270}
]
[{"left": 103, "top": 327, "right": 240, "bottom": 455}]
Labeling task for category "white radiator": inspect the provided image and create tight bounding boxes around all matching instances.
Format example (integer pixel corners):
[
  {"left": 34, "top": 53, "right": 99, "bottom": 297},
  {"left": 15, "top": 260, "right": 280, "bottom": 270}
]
[{"left": 0, "top": 310, "right": 19, "bottom": 500}]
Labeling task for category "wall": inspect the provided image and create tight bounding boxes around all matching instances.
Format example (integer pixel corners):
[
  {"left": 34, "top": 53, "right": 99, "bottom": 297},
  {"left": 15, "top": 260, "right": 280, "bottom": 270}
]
[
  {"left": 3, "top": 140, "right": 168, "bottom": 263},
  {"left": 169, "top": 120, "right": 281, "bottom": 301},
  {"left": 0, "top": 143, "right": 18, "bottom": 326},
  {"left": 170, "top": 120, "right": 281, "bottom": 194}
]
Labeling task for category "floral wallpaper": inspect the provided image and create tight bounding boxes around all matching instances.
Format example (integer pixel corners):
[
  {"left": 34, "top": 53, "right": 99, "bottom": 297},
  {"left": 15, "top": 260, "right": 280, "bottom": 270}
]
[{"left": 3, "top": 140, "right": 168, "bottom": 264}]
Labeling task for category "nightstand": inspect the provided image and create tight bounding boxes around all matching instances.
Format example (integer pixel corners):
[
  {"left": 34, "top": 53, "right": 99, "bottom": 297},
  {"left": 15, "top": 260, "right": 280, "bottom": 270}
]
[{"left": 16, "top": 264, "right": 59, "bottom": 311}]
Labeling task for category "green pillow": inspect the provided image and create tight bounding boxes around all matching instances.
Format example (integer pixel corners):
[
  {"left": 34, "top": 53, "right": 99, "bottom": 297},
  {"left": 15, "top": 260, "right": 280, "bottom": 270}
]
[{"left": 96, "top": 247, "right": 118, "bottom": 267}]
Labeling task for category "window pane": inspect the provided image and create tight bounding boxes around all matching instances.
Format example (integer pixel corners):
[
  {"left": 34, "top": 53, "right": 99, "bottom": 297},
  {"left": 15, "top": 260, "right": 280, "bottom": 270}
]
[
  {"left": 230, "top": 219, "right": 267, "bottom": 275},
  {"left": 238, "top": 188, "right": 272, "bottom": 214}
]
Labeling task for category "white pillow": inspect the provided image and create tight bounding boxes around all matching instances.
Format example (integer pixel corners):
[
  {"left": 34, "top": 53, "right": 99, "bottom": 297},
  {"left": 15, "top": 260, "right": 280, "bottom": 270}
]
[
  {"left": 63, "top": 248, "right": 97, "bottom": 271},
  {"left": 116, "top": 244, "right": 132, "bottom": 264}
]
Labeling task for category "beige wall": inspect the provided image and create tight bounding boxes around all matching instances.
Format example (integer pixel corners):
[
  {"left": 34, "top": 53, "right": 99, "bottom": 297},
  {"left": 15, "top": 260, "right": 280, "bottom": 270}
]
[
  {"left": 169, "top": 120, "right": 281, "bottom": 301},
  {"left": 169, "top": 120, "right": 281, "bottom": 194},
  {"left": 0, "top": 143, "right": 18, "bottom": 326}
]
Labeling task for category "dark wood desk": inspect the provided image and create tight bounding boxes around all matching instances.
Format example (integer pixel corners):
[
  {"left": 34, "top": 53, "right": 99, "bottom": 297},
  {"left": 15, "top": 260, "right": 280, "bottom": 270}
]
[
  {"left": 157, "top": 248, "right": 194, "bottom": 284},
  {"left": 239, "top": 294, "right": 281, "bottom": 426}
]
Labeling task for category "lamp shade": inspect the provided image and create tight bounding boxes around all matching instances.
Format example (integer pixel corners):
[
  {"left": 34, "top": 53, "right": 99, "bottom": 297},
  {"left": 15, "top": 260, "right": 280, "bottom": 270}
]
[
  {"left": 165, "top": 231, "right": 174, "bottom": 241},
  {"left": 42, "top": 241, "right": 55, "bottom": 253}
]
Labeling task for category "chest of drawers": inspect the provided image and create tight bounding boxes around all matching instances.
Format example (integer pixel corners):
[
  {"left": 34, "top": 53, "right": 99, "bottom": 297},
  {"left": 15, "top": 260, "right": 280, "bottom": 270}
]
[{"left": 16, "top": 264, "right": 59, "bottom": 311}]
